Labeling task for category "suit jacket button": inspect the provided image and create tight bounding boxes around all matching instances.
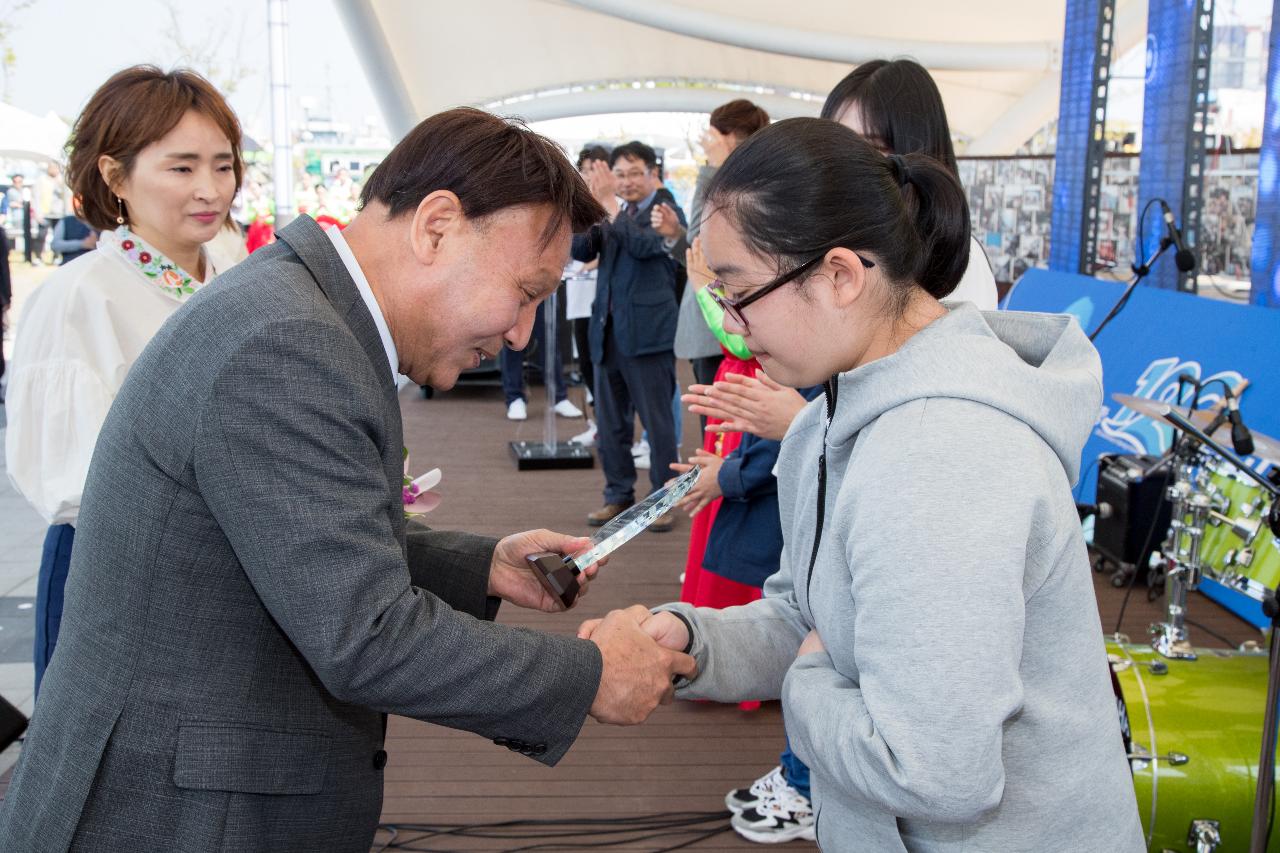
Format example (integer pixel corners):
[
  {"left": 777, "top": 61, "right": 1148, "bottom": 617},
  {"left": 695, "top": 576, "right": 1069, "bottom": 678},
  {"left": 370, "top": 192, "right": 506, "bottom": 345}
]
[
  {"left": 533, "top": 743, "right": 548, "bottom": 756},
  {"left": 373, "top": 750, "right": 388, "bottom": 770},
  {"left": 493, "top": 737, "right": 510, "bottom": 747}
]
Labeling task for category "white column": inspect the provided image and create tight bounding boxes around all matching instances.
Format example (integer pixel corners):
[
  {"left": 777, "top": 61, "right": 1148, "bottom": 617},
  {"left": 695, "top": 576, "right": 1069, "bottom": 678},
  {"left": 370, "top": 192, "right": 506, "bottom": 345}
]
[{"left": 268, "top": 0, "right": 295, "bottom": 229}]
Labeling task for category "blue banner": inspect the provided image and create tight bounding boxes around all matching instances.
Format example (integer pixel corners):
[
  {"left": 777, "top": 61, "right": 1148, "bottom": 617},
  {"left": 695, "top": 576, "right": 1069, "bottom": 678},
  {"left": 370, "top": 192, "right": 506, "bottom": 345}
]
[
  {"left": 1251, "top": 0, "right": 1280, "bottom": 307},
  {"left": 1006, "top": 269, "right": 1280, "bottom": 625}
]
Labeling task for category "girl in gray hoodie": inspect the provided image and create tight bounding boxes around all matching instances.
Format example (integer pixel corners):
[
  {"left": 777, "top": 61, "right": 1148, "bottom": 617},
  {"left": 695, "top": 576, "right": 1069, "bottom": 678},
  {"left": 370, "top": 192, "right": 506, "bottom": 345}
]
[{"left": 641, "top": 118, "right": 1145, "bottom": 851}]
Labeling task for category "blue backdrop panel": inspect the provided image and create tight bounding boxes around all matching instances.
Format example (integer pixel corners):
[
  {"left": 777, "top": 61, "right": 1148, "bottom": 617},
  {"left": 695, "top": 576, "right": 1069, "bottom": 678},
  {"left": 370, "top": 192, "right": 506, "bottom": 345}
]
[
  {"left": 1136, "top": 0, "right": 1198, "bottom": 292},
  {"left": 1006, "top": 269, "right": 1280, "bottom": 626},
  {"left": 1050, "top": 0, "right": 1108, "bottom": 272},
  {"left": 1251, "top": 1, "right": 1280, "bottom": 307}
]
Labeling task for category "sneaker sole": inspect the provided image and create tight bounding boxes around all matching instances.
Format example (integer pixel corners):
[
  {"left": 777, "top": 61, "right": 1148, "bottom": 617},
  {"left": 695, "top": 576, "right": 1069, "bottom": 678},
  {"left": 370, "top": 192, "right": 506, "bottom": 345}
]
[{"left": 731, "top": 822, "right": 817, "bottom": 844}]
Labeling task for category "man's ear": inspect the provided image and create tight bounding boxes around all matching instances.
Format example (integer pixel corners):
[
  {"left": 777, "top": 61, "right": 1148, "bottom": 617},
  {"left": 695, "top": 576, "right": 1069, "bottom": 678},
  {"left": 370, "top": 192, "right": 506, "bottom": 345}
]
[
  {"left": 825, "top": 248, "right": 871, "bottom": 310},
  {"left": 409, "top": 190, "right": 465, "bottom": 265}
]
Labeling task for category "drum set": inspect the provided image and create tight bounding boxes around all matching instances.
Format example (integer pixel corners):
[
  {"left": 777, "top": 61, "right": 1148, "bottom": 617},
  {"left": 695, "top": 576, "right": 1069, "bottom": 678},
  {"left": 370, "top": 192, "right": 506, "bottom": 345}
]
[{"left": 1099, "top": 391, "right": 1280, "bottom": 852}]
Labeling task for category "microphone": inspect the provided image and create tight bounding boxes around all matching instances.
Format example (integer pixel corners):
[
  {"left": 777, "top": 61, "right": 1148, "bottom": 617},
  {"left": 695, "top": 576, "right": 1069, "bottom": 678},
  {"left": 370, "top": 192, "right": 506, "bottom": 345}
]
[
  {"left": 1226, "top": 395, "right": 1255, "bottom": 457},
  {"left": 1158, "top": 201, "right": 1197, "bottom": 273}
]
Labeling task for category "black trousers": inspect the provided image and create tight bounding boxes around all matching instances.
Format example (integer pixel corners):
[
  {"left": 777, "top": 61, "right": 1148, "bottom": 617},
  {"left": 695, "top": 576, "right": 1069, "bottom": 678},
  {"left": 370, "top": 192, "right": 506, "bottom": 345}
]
[{"left": 594, "top": 332, "right": 677, "bottom": 505}]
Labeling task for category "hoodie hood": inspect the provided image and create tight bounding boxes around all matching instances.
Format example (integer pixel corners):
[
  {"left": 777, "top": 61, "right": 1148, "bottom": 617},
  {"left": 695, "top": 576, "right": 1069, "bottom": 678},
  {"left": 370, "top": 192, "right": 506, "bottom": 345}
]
[{"left": 827, "top": 304, "right": 1102, "bottom": 484}]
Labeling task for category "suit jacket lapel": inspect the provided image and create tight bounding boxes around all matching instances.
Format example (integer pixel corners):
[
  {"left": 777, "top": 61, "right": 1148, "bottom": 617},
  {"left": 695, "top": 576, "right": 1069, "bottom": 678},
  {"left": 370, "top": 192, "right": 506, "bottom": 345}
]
[{"left": 276, "top": 216, "right": 394, "bottom": 393}]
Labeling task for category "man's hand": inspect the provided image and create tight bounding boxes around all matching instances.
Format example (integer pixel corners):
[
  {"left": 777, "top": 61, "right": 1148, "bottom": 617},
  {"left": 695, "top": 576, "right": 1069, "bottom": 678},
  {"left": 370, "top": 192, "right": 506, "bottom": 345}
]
[
  {"left": 488, "top": 529, "right": 602, "bottom": 612},
  {"left": 584, "top": 160, "right": 619, "bottom": 217},
  {"left": 649, "top": 203, "right": 684, "bottom": 240},
  {"left": 584, "top": 606, "right": 697, "bottom": 725},
  {"left": 683, "top": 370, "right": 808, "bottom": 441},
  {"left": 669, "top": 449, "right": 724, "bottom": 517},
  {"left": 685, "top": 237, "right": 714, "bottom": 292},
  {"left": 701, "top": 126, "right": 734, "bottom": 168},
  {"left": 579, "top": 609, "right": 691, "bottom": 652}
]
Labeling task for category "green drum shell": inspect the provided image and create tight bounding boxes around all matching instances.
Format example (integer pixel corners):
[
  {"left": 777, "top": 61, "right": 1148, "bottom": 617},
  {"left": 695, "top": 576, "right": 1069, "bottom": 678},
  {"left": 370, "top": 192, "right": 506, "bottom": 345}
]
[
  {"left": 1109, "top": 641, "right": 1275, "bottom": 852},
  {"left": 1200, "top": 471, "right": 1280, "bottom": 599}
]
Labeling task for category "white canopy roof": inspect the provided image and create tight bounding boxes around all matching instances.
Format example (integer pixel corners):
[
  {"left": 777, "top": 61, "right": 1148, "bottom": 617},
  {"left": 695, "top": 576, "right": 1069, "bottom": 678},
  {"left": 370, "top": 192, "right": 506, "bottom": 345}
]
[
  {"left": 337, "top": 0, "right": 1148, "bottom": 155},
  {"left": 0, "top": 102, "right": 70, "bottom": 163}
]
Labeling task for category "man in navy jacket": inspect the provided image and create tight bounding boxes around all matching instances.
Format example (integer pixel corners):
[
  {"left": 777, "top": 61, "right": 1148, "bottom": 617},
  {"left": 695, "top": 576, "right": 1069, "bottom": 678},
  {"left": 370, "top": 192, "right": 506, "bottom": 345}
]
[{"left": 573, "top": 141, "right": 686, "bottom": 530}]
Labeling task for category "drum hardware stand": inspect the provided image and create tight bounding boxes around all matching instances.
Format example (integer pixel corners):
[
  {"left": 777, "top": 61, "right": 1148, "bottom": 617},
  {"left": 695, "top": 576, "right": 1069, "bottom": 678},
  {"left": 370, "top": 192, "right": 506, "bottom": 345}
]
[
  {"left": 1150, "top": 404, "right": 1280, "bottom": 853},
  {"left": 1188, "top": 819, "right": 1221, "bottom": 853},
  {"left": 1151, "top": 447, "right": 1209, "bottom": 661}
]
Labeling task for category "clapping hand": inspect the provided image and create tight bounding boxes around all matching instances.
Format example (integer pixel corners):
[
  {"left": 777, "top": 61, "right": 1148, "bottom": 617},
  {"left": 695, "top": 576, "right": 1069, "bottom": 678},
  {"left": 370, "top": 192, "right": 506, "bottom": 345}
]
[
  {"left": 668, "top": 450, "right": 724, "bottom": 517},
  {"left": 701, "top": 126, "right": 734, "bottom": 168},
  {"left": 685, "top": 237, "right": 714, "bottom": 292},
  {"left": 683, "top": 370, "right": 808, "bottom": 441},
  {"left": 488, "top": 530, "right": 603, "bottom": 613},
  {"left": 584, "top": 160, "right": 619, "bottom": 217},
  {"left": 649, "top": 203, "right": 684, "bottom": 239}
]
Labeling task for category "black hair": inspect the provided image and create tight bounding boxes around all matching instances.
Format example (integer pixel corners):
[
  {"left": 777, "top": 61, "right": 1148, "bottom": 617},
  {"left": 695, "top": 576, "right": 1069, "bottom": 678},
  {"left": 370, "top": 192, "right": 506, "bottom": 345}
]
[
  {"left": 608, "top": 141, "right": 657, "bottom": 170},
  {"left": 576, "top": 144, "right": 610, "bottom": 170},
  {"left": 360, "top": 108, "right": 605, "bottom": 246},
  {"left": 703, "top": 118, "right": 970, "bottom": 305},
  {"left": 820, "top": 59, "right": 959, "bottom": 176}
]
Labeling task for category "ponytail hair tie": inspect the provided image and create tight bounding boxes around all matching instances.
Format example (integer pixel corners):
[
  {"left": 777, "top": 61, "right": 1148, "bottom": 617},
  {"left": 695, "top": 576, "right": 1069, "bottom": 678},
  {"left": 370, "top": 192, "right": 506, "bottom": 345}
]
[{"left": 887, "top": 154, "right": 912, "bottom": 188}]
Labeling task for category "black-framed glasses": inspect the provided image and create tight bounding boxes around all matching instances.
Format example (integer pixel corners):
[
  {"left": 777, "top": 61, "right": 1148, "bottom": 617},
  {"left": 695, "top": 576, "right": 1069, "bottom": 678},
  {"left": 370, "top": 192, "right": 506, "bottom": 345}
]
[{"left": 708, "top": 251, "right": 875, "bottom": 331}]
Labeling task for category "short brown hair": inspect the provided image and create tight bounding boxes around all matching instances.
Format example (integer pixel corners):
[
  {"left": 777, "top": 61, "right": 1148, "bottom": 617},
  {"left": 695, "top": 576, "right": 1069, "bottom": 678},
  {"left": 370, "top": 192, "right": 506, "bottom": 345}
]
[
  {"left": 710, "top": 99, "right": 771, "bottom": 141},
  {"left": 360, "top": 108, "right": 606, "bottom": 245},
  {"left": 66, "top": 65, "right": 244, "bottom": 231}
]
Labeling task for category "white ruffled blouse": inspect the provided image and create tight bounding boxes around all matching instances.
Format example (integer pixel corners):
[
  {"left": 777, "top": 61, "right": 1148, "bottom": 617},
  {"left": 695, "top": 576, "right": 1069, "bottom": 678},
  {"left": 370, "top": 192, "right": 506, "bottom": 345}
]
[{"left": 4, "top": 228, "right": 231, "bottom": 525}]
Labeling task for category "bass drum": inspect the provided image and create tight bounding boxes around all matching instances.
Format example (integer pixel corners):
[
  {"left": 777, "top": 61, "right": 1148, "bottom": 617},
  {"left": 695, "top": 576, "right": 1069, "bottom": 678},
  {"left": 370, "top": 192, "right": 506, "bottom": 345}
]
[{"left": 1108, "top": 639, "right": 1277, "bottom": 852}]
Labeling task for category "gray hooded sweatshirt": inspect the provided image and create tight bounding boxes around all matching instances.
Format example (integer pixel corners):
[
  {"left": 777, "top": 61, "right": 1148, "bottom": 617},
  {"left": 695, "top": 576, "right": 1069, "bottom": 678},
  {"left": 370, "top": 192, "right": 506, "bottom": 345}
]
[{"left": 660, "top": 304, "right": 1144, "bottom": 852}]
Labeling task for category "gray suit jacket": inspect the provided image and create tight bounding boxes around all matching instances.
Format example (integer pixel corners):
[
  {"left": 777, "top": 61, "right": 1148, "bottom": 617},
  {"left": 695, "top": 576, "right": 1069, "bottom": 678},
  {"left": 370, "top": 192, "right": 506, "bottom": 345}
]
[{"left": 0, "top": 216, "right": 603, "bottom": 852}]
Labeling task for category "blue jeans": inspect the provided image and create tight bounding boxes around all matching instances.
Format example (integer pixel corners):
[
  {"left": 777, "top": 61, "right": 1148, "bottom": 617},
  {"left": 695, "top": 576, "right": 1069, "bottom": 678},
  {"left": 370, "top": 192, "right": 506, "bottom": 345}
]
[
  {"left": 780, "top": 736, "right": 811, "bottom": 800},
  {"left": 35, "top": 523, "right": 75, "bottom": 699}
]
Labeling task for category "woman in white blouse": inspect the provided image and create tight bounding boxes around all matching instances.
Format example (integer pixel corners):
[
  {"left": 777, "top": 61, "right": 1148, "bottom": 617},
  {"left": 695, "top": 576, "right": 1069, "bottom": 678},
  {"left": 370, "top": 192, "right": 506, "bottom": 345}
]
[{"left": 4, "top": 66, "right": 244, "bottom": 696}]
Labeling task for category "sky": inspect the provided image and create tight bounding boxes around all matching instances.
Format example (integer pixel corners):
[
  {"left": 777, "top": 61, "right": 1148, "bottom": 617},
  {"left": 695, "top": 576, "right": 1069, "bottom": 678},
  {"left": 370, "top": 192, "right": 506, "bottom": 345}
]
[
  {"left": 0, "top": 0, "right": 713, "bottom": 154},
  {"left": 2, "top": 0, "right": 1271, "bottom": 155},
  {"left": 3, "top": 0, "right": 385, "bottom": 142}
]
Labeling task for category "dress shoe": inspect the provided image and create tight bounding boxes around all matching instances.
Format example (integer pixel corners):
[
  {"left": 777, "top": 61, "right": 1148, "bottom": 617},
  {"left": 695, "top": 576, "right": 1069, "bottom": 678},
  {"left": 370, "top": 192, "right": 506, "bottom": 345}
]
[
  {"left": 587, "top": 501, "right": 633, "bottom": 527},
  {"left": 648, "top": 510, "right": 675, "bottom": 533}
]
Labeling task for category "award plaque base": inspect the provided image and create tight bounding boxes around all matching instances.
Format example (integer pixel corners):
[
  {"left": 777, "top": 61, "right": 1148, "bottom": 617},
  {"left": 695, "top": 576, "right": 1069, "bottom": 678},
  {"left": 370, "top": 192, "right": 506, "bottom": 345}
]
[
  {"left": 526, "top": 552, "right": 582, "bottom": 609},
  {"left": 509, "top": 440, "right": 594, "bottom": 471}
]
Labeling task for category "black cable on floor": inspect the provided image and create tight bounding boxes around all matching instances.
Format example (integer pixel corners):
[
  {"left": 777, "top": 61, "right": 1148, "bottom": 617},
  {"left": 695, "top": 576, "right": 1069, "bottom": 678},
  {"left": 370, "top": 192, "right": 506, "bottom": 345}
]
[{"left": 374, "top": 811, "right": 736, "bottom": 853}]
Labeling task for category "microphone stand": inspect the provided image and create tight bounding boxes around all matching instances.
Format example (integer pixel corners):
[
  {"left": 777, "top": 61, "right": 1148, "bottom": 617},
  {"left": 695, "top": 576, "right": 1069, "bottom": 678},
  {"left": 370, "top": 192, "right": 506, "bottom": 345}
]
[
  {"left": 1090, "top": 238, "right": 1172, "bottom": 342},
  {"left": 1159, "top": 406, "right": 1280, "bottom": 852}
]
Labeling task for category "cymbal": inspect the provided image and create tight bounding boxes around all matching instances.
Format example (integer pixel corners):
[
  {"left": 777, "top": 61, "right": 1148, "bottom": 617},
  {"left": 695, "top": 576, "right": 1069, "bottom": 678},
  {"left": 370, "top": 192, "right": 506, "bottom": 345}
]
[{"left": 1111, "top": 393, "right": 1280, "bottom": 464}]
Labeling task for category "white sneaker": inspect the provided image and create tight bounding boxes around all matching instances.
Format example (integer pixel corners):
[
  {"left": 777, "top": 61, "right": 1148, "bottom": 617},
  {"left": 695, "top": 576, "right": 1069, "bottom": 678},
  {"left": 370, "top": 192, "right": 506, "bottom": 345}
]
[
  {"left": 506, "top": 399, "right": 528, "bottom": 421},
  {"left": 553, "top": 398, "right": 583, "bottom": 418},
  {"left": 731, "top": 782, "right": 816, "bottom": 844},
  {"left": 586, "top": 387, "right": 594, "bottom": 406},
  {"left": 631, "top": 439, "right": 649, "bottom": 458},
  {"left": 570, "top": 420, "right": 597, "bottom": 447},
  {"left": 725, "top": 766, "right": 786, "bottom": 814},
  {"left": 634, "top": 453, "right": 651, "bottom": 470}
]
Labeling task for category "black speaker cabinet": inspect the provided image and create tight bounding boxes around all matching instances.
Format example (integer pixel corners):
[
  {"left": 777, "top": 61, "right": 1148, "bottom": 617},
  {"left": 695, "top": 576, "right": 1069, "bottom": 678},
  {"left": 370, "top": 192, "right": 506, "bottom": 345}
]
[{"left": 1093, "top": 454, "right": 1173, "bottom": 570}]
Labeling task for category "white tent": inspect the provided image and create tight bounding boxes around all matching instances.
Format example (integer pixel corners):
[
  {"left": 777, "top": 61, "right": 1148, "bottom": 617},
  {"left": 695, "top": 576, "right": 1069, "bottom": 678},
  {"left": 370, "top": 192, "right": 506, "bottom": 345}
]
[
  {"left": 336, "top": 0, "right": 1149, "bottom": 155},
  {"left": 0, "top": 102, "right": 70, "bottom": 163}
]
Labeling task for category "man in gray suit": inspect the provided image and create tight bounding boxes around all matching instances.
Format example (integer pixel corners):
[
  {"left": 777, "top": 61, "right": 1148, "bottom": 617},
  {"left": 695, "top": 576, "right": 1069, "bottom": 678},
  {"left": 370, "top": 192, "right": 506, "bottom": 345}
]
[{"left": 0, "top": 108, "right": 694, "bottom": 852}]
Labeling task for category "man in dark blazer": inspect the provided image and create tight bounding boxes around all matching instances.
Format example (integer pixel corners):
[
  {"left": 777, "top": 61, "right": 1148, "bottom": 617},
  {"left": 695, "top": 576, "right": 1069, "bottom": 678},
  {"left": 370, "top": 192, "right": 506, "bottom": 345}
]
[
  {"left": 0, "top": 109, "right": 694, "bottom": 852},
  {"left": 573, "top": 142, "right": 685, "bottom": 532}
]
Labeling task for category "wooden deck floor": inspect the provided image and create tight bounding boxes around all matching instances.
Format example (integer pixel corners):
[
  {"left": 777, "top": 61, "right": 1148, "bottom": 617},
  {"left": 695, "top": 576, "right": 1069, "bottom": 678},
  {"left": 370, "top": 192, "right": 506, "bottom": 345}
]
[{"left": 2, "top": 364, "right": 1263, "bottom": 851}]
